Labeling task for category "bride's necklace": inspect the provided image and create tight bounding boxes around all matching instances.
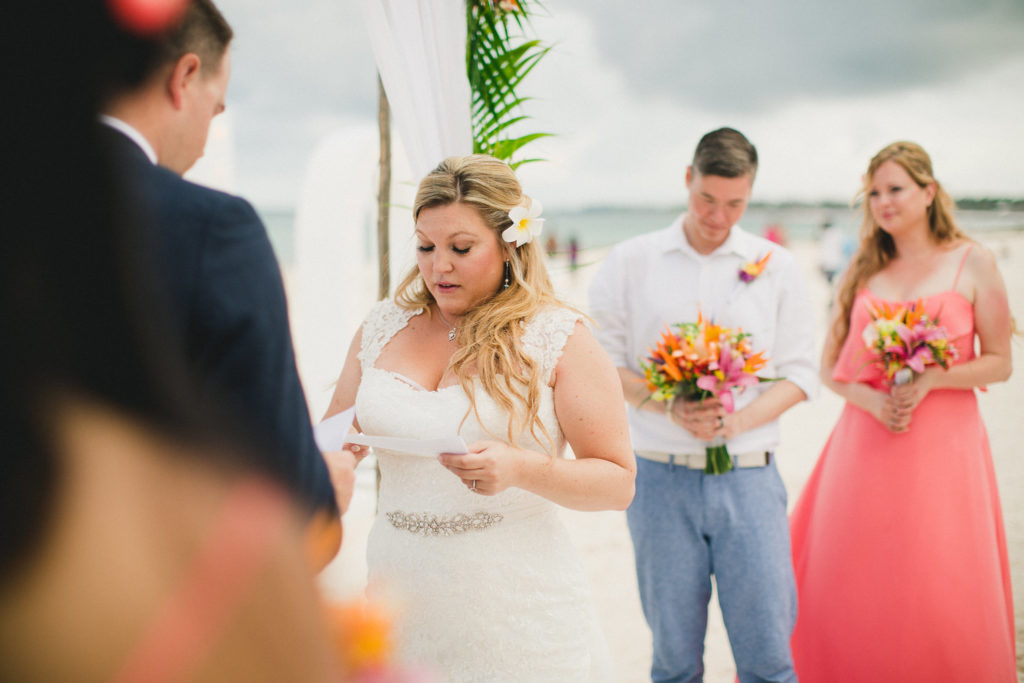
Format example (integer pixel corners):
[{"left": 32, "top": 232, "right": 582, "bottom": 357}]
[{"left": 436, "top": 308, "right": 457, "bottom": 342}]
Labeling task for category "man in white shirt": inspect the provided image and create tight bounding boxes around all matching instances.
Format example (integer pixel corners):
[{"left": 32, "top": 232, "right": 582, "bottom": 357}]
[{"left": 589, "top": 128, "right": 817, "bottom": 683}]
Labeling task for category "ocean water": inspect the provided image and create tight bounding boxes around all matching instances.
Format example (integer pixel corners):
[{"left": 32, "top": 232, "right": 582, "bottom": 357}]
[{"left": 261, "top": 205, "right": 1024, "bottom": 267}]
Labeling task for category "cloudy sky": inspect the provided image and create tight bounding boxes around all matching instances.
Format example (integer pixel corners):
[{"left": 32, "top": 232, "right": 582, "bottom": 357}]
[{"left": 213, "top": 0, "right": 1024, "bottom": 210}]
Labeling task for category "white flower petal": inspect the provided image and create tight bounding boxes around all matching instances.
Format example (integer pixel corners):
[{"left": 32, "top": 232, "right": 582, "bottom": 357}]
[{"left": 506, "top": 197, "right": 543, "bottom": 248}]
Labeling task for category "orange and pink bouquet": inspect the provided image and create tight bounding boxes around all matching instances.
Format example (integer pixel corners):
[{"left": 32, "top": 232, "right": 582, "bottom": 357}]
[
  {"left": 640, "top": 313, "right": 774, "bottom": 474},
  {"left": 861, "top": 298, "right": 957, "bottom": 386}
]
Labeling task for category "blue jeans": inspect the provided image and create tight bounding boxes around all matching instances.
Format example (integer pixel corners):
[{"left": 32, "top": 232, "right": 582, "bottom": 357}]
[{"left": 627, "top": 455, "right": 797, "bottom": 683}]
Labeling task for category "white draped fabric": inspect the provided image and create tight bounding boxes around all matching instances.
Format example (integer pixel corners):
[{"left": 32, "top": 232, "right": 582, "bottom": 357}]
[
  {"left": 295, "top": 1, "right": 473, "bottom": 420},
  {"left": 360, "top": 0, "right": 473, "bottom": 179},
  {"left": 292, "top": 126, "right": 379, "bottom": 419}
]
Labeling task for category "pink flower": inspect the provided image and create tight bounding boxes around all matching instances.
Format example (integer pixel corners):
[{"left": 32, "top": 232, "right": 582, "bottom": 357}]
[{"left": 695, "top": 343, "right": 760, "bottom": 412}]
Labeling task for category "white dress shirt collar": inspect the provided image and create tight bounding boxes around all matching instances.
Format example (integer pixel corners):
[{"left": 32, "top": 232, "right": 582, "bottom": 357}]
[
  {"left": 100, "top": 115, "right": 157, "bottom": 165},
  {"left": 660, "top": 213, "right": 758, "bottom": 262}
]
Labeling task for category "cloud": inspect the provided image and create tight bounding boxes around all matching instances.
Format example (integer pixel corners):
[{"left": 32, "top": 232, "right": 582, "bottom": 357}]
[
  {"left": 220, "top": 0, "right": 377, "bottom": 116},
  {"left": 555, "top": 0, "right": 1024, "bottom": 112},
  {"left": 216, "top": 0, "right": 379, "bottom": 205},
  {"left": 513, "top": 7, "right": 1024, "bottom": 204},
  {"left": 209, "top": 0, "right": 1024, "bottom": 208}
]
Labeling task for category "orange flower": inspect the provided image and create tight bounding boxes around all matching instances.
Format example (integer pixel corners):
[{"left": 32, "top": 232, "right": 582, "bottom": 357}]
[
  {"left": 661, "top": 356, "right": 683, "bottom": 381},
  {"left": 868, "top": 299, "right": 907, "bottom": 323},
  {"left": 743, "top": 350, "right": 768, "bottom": 374},
  {"left": 326, "top": 600, "right": 394, "bottom": 674},
  {"left": 904, "top": 298, "right": 926, "bottom": 327}
]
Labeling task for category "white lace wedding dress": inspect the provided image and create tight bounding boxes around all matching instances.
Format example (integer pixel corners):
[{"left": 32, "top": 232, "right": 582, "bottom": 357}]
[{"left": 355, "top": 300, "right": 612, "bottom": 683}]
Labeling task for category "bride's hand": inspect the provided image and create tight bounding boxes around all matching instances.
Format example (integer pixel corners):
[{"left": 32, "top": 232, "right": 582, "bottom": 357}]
[
  {"left": 438, "top": 441, "right": 529, "bottom": 496},
  {"left": 342, "top": 441, "right": 369, "bottom": 464}
]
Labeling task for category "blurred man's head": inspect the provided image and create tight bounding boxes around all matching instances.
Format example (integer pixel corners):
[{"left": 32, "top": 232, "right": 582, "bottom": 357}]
[
  {"left": 683, "top": 128, "right": 758, "bottom": 254},
  {"left": 105, "top": 0, "right": 233, "bottom": 174}
]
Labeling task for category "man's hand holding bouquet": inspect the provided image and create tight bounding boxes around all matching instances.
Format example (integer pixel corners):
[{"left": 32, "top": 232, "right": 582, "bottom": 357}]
[{"left": 640, "top": 313, "right": 775, "bottom": 474}]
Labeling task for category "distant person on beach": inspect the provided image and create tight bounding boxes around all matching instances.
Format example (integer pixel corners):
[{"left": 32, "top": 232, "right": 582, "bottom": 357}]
[
  {"left": 545, "top": 232, "right": 558, "bottom": 256},
  {"left": 323, "top": 155, "right": 635, "bottom": 681},
  {"left": 763, "top": 222, "right": 788, "bottom": 246},
  {"left": 589, "top": 127, "right": 817, "bottom": 682},
  {"left": 789, "top": 141, "right": 1016, "bottom": 681},
  {"left": 0, "top": 2, "right": 339, "bottom": 679},
  {"left": 99, "top": 0, "right": 354, "bottom": 537},
  {"left": 568, "top": 234, "right": 580, "bottom": 269},
  {"left": 817, "top": 220, "right": 849, "bottom": 284}
]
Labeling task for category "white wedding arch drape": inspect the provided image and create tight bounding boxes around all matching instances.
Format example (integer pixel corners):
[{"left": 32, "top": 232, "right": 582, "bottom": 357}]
[
  {"left": 360, "top": 0, "right": 473, "bottom": 180},
  {"left": 293, "top": 0, "right": 473, "bottom": 423}
]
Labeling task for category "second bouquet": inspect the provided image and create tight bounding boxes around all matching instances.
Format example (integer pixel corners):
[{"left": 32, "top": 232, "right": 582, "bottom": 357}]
[{"left": 640, "top": 313, "right": 775, "bottom": 474}]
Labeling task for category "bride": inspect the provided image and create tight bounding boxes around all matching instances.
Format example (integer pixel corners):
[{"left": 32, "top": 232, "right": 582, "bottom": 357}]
[{"left": 324, "top": 155, "right": 635, "bottom": 681}]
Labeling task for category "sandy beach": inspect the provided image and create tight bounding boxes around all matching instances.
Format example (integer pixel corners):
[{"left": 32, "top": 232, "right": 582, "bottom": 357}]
[{"left": 306, "top": 230, "right": 1024, "bottom": 681}]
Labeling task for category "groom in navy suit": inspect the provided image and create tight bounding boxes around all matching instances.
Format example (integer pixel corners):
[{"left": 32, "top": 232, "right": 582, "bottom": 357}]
[{"left": 99, "top": 0, "right": 353, "bottom": 523}]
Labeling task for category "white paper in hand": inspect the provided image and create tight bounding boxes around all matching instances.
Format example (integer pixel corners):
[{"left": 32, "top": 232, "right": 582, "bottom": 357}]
[
  {"left": 343, "top": 433, "right": 468, "bottom": 458},
  {"left": 314, "top": 406, "right": 356, "bottom": 452}
]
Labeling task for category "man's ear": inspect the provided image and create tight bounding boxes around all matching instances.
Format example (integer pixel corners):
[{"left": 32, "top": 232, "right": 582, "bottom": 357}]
[
  {"left": 167, "top": 53, "right": 202, "bottom": 110},
  {"left": 684, "top": 165, "right": 694, "bottom": 188}
]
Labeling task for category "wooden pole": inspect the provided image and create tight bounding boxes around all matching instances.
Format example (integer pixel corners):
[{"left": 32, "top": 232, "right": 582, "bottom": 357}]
[
  {"left": 376, "top": 74, "right": 391, "bottom": 301},
  {"left": 375, "top": 74, "right": 391, "bottom": 499}
]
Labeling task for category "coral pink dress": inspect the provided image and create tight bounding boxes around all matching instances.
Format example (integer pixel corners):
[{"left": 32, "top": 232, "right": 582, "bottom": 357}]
[{"left": 789, "top": 263, "right": 1016, "bottom": 681}]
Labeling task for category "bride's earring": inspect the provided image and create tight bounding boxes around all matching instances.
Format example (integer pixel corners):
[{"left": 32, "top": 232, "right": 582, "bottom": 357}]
[{"left": 503, "top": 260, "right": 511, "bottom": 290}]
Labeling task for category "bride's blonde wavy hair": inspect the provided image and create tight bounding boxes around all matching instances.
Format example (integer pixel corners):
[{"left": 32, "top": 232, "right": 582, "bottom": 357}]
[{"left": 394, "top": 155, "right": 576, "bottom": 453}]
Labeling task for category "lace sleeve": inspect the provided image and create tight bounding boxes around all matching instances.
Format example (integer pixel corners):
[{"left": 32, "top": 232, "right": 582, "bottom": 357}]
[
  {"left": 521, "top": 307, "right": 584, "bottom": 384},
  {"left": 356, "top": 300, "right": 418, "bottom": 370}
]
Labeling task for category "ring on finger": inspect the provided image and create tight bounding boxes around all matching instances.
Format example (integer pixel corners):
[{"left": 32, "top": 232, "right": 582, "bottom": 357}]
[
  {"left": 471, "top": 480, "right": 477, "bottom": 492},
  {"left": 716, "top": 416, "right": 724, "bottom": 429}
]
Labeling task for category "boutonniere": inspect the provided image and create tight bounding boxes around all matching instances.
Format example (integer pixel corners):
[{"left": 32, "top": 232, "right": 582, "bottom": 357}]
[{"left": 738, "top": 251, "right": 772, "bottom": 283}]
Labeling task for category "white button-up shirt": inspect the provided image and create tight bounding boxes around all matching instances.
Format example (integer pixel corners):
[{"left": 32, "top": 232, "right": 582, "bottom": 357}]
[{"left": 588, "top": 215, "right": 818, "bottom": 455}]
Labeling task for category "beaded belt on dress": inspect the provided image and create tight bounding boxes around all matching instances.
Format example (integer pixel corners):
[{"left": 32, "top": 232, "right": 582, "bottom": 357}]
[
  {"left": 384, "top": 500, "right": 551, "bottom": 536},
  {"left": 386, "top": 510, "right": 503, "bottom": 536}
]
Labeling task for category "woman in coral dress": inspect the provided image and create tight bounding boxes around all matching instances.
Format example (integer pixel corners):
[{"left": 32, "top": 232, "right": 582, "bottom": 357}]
[{"left": 789, "top": 141, "right": 1016, "bottom": 682}]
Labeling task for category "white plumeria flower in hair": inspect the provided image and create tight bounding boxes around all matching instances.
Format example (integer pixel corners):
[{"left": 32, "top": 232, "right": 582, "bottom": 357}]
[{"left": 503, "top": 197, "right": 544, "bottom": 247}]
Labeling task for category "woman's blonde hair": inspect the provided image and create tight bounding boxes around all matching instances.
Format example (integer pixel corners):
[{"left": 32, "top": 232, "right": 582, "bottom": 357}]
[
  {"left": 394, "top": 155, "right": 574, "bottom": 452},
  {"left": 829, "top": 141, "right": 967, "bottom": 363}
]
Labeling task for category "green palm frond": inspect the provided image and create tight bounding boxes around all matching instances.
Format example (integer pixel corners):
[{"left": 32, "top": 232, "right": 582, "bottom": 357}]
[{"left": 466, "top": 0, "right": 550, "bottom": 168}]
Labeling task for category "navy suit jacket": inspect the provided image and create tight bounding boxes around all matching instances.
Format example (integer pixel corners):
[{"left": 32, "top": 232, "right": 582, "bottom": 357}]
[{"left": 102, "top": 125, "right": 335, "bottom": 512}]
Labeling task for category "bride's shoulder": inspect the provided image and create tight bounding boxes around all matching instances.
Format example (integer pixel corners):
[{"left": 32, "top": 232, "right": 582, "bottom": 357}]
[
  {"left": 522, "top": 305, "right": 587, "bottom": 359},
  {"left": 524, "top": 304, "right": 584, "bottom": 334},
  {"left": 358, "top": 299, "right": 423, "bottom": 363},
  {"left": 364, "top": 299, "right": 421, "bottom": 328}
]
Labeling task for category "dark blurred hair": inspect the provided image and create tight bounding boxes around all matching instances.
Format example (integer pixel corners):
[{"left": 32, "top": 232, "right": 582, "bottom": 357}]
[
  {"left": 0, "top": 2, "right": 230, "bottom": 581},
  {"left": 692, "top": 127, "right": 758, "bottom": 180},
  {"left": 157, "top": 0, "right": 233, "bottom": 74}
]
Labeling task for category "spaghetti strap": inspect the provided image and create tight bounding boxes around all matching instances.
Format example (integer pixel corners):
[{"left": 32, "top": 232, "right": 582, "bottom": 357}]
[{"left": 952, "top": 244, "right": 973, "bottom": 291}]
